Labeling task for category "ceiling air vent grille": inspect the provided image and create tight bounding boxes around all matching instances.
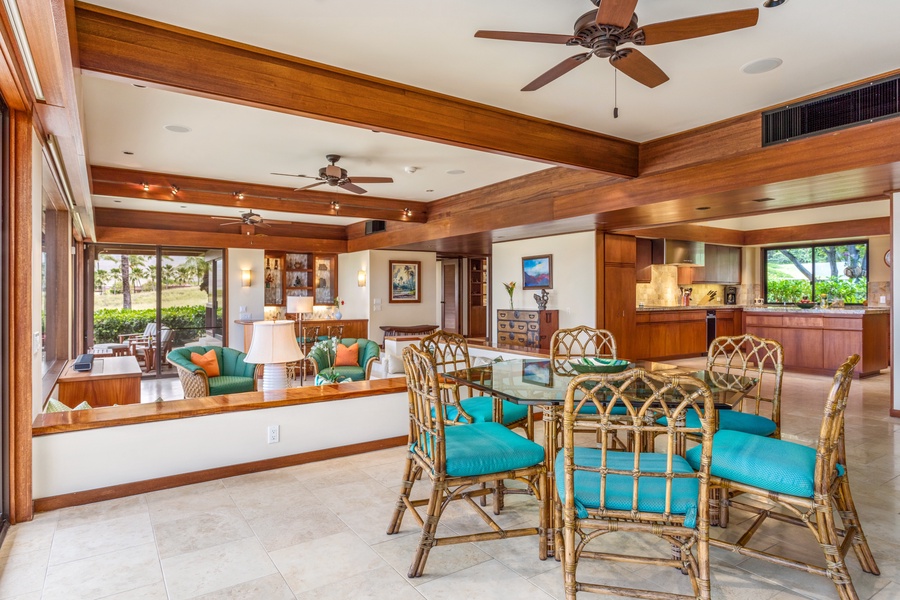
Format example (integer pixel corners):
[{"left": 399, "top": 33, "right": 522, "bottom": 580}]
[{"left": 762, "top": 75, "right": 900, "bottom": 146}]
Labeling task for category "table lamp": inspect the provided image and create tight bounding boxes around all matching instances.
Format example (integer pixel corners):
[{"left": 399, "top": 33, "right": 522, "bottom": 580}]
[
  {"left": 245, "top": 320, "right": 304, "bottom": 391},
  {"left": 286, "top": 295, "right": 314, "bottom": 320}
]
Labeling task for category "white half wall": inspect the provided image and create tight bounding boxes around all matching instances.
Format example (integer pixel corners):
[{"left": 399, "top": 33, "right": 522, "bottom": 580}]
[
  {"left": 227, "top": 248, "right": 264, "bottom": 351},
  {"left": 337, "top": 250, "right": 370, "bottom": 323},
  {"left": 491, "top": 232, "right": 597, "bottom": 339},
  {"left": 32, "top": 392, "right": 408, "bottom": 498}
]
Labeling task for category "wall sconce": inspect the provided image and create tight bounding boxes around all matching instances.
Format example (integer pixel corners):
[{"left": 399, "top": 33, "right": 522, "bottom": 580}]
[
  {"left": 241, "top": 268, "right": 252, "bottom": 287},
  {"left": 357, "top": 269, "right": 367, "bottom": 287}
]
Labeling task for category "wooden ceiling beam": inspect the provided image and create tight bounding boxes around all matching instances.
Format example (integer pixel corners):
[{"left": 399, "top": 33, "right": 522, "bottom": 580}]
[
  {"left": 743, "top": 217, "right": 890, "bottom": 246},
  {"left": 74, "top": 3, "right": 638, "bottom": 178},
  {"left": 96, "top": 226, "right": 347, "bottom": 253},
  {"left": 90, "top": 166, "right": 427, "bottom": 223}
]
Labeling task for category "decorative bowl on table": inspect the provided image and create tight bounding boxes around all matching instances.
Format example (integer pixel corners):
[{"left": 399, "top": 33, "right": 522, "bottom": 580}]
[
  {"left": 796, "top": 301, "right": 817, "bottom": 309},
  {"left": 568, "top": 358, "right": 631, "bottom": 374}
]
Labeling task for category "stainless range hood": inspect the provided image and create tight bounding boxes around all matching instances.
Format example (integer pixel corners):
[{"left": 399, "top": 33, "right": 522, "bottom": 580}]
[{"left": 651, "top": 239, "right": 706, "bottom": 266}]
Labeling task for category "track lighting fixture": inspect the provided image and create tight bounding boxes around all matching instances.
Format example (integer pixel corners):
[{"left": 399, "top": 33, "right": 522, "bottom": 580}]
[
  {"left": 234, "top": 192, "right": 245, "bottom": 200},
  {"left": 331, "top": 200, "right": 340, "bottom": 211},
  {"left": 142, "top": 182, "right": 150, "bottom": 191},
  {"left": 403, "top": 208, "right": 412, "bottom": 217},
  {"left": 171, "top": 185, "right": 179, "bottom": 195}
]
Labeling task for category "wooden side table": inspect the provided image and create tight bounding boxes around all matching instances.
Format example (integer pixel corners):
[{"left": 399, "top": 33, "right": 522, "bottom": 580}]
[{"left": 56, "top": 355, "right": 142, "bottom": 408}]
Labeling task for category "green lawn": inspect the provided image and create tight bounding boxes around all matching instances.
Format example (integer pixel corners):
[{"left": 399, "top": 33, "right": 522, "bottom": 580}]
[{"left": 94, "top": 287, "right": 207, "bottom": 311}]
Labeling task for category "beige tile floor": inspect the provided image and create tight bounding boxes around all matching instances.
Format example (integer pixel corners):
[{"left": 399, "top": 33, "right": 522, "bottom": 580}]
[{"left": 4, "top": 359, "right": 899, "bottom": 599}]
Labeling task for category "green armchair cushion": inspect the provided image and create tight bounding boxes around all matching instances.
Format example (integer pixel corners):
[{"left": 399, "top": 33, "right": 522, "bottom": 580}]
[
  {"left": 307, "top": 338, "right": 380, "bottom": 381},
  {"left": 167, "top": 345, "right": 257, "bottom": 395}
]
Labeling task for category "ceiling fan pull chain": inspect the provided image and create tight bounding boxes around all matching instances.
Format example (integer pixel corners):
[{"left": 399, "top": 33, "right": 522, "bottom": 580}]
[{"left": 613, "top": 69, "right": 619, "bottom": 119}]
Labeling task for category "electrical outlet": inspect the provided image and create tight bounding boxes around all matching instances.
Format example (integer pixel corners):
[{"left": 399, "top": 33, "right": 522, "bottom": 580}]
[{"left": 267, "top": 425, "right": 279, "bottom": 444}]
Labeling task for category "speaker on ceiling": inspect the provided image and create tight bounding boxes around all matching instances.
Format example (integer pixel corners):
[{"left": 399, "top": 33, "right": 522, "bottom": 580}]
[{"left": 364, "top": 220, "right": 386, "bottom": 235}]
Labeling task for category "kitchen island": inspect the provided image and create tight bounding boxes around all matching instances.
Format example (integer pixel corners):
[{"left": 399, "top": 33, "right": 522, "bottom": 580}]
[{"left": 743, "top": 306, "right": 889, "bottom": 378}]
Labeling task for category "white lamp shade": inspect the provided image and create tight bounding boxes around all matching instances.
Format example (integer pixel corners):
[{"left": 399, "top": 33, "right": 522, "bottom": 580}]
[
  {"left": 245, "top": 320, "right": 304, "bottom": 364},
  {"left": 286, "top": 295, "right": 314, "bottom": 315}
]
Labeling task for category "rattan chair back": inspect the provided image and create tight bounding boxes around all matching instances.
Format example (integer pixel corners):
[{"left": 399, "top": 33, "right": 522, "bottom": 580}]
[
  {"left": 550, "top": 326, "right": 617, "bottom": 375},
  {"left": 402, "top": 345, "right": 449, "bottom": 473},
  {"left": 707, "top": 333, "right": 784, "bottom": 436},
  {"left": 560, "top": 368, "right": 716, "bottom": 600},
  {"left": 326, "top": 324, "right": 344, "bottom": 339}
]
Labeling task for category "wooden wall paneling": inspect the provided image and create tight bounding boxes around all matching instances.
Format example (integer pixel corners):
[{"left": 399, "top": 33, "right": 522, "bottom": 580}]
[
  {"left": 43, "top": 208, "right": 70, "bottom": 362},
  {"left": 595, "top": 231, "right": 605, "bottom": 329},
  {"left": 75, "top": 5, "right": 638, "bottom": 177},
  {"left": 8, "top": 110, "right": 33, "bottom": 523}
]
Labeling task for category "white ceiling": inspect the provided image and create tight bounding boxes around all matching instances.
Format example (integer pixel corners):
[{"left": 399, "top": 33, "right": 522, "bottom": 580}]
[{"left": 81, "top": 0, "right": 900, "bottom": 229}]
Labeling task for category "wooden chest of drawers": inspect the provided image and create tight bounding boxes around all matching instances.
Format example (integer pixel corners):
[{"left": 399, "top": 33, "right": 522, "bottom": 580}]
[{"left": 496, "top": 309, "right": 559, "bottom": 350}]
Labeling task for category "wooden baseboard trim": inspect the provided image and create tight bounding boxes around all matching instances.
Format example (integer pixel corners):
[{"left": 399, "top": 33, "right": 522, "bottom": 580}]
[
  {"left": 890, "top": 408, "right": 900, "bottom": 419},
  {"left": 33, "top": 435, "right": 407, "bottom": 512}
]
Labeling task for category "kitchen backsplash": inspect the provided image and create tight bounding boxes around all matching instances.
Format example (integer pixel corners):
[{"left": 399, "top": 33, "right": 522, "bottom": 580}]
[{"left": 636, "top": 265, "right": 728, "bottom": 306}]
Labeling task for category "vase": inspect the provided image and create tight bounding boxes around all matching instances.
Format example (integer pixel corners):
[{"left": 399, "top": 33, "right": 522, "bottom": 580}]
[
  {"left": 508, "top": 296, "right": 514, "bottom": 310},
  {"left": 334, "top": 309, "right": 342, "bottom": 320}
]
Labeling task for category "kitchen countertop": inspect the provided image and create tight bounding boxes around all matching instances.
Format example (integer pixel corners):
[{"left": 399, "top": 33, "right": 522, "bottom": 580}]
[{"left": 636, "top": 304, "right": 889, "bottom": 314}]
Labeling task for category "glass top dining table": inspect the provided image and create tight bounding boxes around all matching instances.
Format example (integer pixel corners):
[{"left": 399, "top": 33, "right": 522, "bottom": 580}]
[{"left": 442, "top": 358, "right": 756, "bottom": 407}]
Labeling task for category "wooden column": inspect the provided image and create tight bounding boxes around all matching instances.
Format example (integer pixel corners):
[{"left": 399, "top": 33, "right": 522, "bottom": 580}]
[{"left": 8, "top": 109, "right": 33, "bottom": 523}]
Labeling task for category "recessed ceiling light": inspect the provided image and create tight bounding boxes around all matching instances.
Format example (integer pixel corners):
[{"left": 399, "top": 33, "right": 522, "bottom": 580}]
[
  {"left": 426, "top": 189, "right": 434, "bottom": 193},
  {"left": 446, "top": 169, "right": 465, "bottom": 175},
  {"left": 122, "top": 151, "right": 133, "bottom": 155},
  {"left": 696, "top": 206, "right": 711, "bottom": 211},
  {"left": 741, "top": 58, "right": 783, "bottom": 75},
  {"left": 164, "top": 124, "right": 192, "bottom": 133}
]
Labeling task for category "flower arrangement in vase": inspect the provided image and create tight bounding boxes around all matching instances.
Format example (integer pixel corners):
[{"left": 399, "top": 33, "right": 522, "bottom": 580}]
[
  {"left": 502, "top": 281, "right": 516, "bottom": 310},
  {"left": 333, "top": 296, "right": 344, "bottom": 320},
  {"left": 310, "top": 337, "right": 351, "bottom": 384}
]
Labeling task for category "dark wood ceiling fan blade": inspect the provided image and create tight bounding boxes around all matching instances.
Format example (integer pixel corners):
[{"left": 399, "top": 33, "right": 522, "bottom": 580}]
[
  {"left": 475, "top": 30, "right": 577, "bottom": 44},
  {"left": 640, "top": 8, "right": 759, "bottom": 45},
  {"left": 340, "top": 182, "right": 368, "bottom": 194},
  {"left": 294, "top": 181, "right": 326, "bottom": 191},
  {"left": 522, "top": 52, "right": 591, "bottom": 92},
  {"left": 609, "top": 49, "right": 669, "bottom": 88},
  {"left": 596, "top": 0, "right": 639, "bottom": 28},
  {"left": 349, "top": 177, "right": 393, "bottom": 184},
  {"left": 216, "top": 221, "right": 242, "bottom": 226}
]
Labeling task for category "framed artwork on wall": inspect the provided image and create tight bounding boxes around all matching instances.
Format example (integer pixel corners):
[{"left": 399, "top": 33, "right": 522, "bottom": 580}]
[
  {"left": 389, "top": 260, "right": 421, "bottom": 303},
  {"left": 522, "top": 255, "right": 552, "bottom": 289}
]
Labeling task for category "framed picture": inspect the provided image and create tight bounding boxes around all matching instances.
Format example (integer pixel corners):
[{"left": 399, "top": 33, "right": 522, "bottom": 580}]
[
  {"left": 522, "top": 360, "right": 553, "bottom": 387},
  {"left": 389, "top": 260, "right": 421, "bottom": 303},
  {"left": 522, "top": 255, "right": 552, "bottom": 289}
]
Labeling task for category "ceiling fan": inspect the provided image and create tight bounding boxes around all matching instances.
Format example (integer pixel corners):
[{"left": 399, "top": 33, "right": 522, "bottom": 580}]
[
  {"left": 271, "top": 154, "right": 394, "bottom": 194},
  {"left": 475, "top": 0, "right": 759, "bottom": 91},
  {"left": 212, "top": 210, "right": 287, "bottom": 235}
]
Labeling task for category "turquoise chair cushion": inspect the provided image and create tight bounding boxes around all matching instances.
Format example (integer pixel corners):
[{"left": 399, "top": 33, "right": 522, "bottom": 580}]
[
  {"left": 440, "top": 396, "right": 528, "bottom": 425},
  {"left": 208, "top": 375, "right": 256, "bottom": 395},
  {"left": 685, "top": 430, "right": 844, "bottom": 499},
  {"left": 658, "top": 409, "right": 776, "bottom": 437},
  {"left": 437, "top": 422, "right": 544, "bottom": 478},
  {"left": 556, "top": 447, "right": 701, "bottom": 528}
]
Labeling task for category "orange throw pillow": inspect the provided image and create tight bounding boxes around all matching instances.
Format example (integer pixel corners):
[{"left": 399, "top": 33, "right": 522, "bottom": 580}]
[
  {"left": 190, "top": 349, "right": 220, "bottom": 377},
  {"left": 334, "top": 343, "right": 359, "bottom": 367}
]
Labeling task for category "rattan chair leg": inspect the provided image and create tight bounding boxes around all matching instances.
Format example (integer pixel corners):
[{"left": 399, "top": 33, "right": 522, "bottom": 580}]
[
  {"left": 834, "top": 477, "right": 880, "bottom": 575},
  {"left": 387, "top": 456, "right": 417, "bottom": 535},
  {"left": 409, "top": 485, "right": 445, "bottom": 578}
]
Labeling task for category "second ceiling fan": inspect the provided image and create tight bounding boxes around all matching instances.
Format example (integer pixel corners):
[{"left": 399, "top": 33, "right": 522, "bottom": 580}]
[
  {"left": 475, "top": 0, "right": 759, "bottom": 91},
  {"left": 272, "top": 154, "right": 394, "bottom": 195}
]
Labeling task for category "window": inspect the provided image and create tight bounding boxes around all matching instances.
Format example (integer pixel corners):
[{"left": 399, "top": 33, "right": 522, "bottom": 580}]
[{"left": 764, "top": 242, "right": 868, "bottom": 304}]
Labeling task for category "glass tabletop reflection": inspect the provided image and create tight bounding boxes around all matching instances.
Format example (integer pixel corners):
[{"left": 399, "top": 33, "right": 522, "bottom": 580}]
[{"left": 443, "top": 358, "right": 756, "bottom": 406}]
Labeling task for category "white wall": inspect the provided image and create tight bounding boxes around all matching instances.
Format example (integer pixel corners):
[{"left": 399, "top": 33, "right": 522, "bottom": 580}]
[
  {"left": 491, "top": 232, "right": 596, "bottom": 339},
  {"left": 368, "top": 249, "right": 438, "bottom": 344},
  {"left": 32, "top": 392, "right": 407, "bottom": 498},
  {"left": 227, "top": 248, "right": 264, "bottom": 351},
  {"left": 337, "top": 250, "right": 370, "bottom": 321}
]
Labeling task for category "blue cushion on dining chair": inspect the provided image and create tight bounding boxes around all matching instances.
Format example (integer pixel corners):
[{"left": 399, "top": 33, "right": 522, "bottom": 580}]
[
  {"left": 685, "top": 430, "right": 844, "bottom": 499},
  {"left": 439, "top": 396, "right": 529, "bottom": 425},
  {"left": 659, "top": 409, "right": 776, "bottom": 437},
  {"left": 555, "top": 447, "right": 701, "bottom": 528},
  {"left": 435, "top": 423, "right": 544, "bottom": 477}
]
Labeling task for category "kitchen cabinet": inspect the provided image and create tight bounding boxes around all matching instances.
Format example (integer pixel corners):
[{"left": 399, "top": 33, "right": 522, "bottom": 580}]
[
  {"left": 284, "top": 253, "right": 314, "bottom": 299},
  {"left": 743, "top": 310, "right": 889, "bottom": 377},
  {"left": 602, "top": 234, "right": 637, "bottom": 358},
  {"left": 636, "top": 238, "right": 652, "bottom": 283},
  {"left": 264, "top": 252, "right": 285, "bottom": 306},
  {"left": 266, "top": 252, "right": 338, "bottom": 306},
  {"left": 715, "top": 309, "right": 742, "bottom": 338},
  {"left": 692, "top": 244, "right": 741, "bottom": 284}
]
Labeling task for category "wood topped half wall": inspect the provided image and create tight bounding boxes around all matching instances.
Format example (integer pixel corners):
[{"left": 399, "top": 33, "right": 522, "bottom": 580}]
[{"left": 74, "top": 3, "right": 639, "bottom": 178}]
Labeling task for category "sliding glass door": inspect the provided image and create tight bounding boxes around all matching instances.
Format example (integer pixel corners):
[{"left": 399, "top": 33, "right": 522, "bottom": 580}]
[{"left": 88, "top": 245, "right": 224, "bottom": 378}]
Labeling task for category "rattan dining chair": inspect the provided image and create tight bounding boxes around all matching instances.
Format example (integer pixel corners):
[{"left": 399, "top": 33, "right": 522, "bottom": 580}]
[
  {"left": 705, "top": 333, "right": 784, "bottom": 438},
  {"left": 387, "top": 345, "right": 548, "bottom": 578},
  {"left": 549, "top": 326, "right": 617, "bottom": 376},
  {"left": 558, "top": 368, "right": 716, "bottom": 600},
  {"left": 326, "top": 324, "right": 344, "bottom": 339},
  {"left": 690, "top": 354, "right": 879, "bottom": 600},
  {"left": 420, "top": 330, "right": 533, "bottom": 438},
  {"left": 289, "top": 325, "right": 320, "bottom": 384}
]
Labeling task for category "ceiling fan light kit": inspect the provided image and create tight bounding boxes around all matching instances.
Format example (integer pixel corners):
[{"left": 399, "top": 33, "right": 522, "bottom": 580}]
[{"left": 475, "top": 0, "right": 759, "bottom": 91}]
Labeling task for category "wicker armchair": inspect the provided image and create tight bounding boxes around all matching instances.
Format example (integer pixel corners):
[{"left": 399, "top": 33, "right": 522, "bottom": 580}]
[
  {"left": 306, "top": 337, "right": 380, "bottom": 381},
  {"left": 694, "top": 355, "right": 879, "bottom": 600},
  {"left": 167, "top": 346, "right": 262, "bottom": 398}
]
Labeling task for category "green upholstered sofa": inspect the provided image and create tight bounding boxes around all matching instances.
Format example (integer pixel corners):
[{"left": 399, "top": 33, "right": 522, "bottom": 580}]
[
  {"left": 306, "top": 337, "right": 380, "bottom": 382},
  {"left": 167, "top": 346, "right": 262, "bottom": 398}
]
